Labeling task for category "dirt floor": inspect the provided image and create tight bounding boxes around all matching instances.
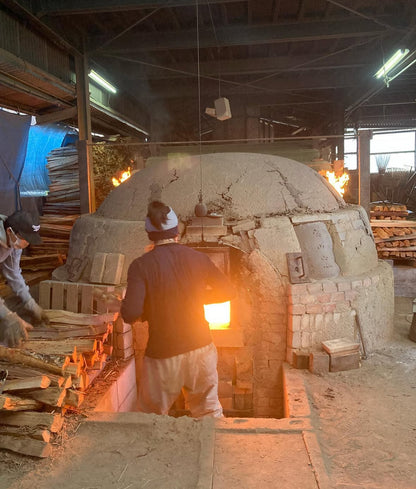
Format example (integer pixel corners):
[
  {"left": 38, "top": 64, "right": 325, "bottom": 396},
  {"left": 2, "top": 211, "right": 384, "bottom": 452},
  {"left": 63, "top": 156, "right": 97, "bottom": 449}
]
[
  {"left": 301, "top": 295, "right": 416, "bottom": 489},
  {"left": 2, "top": 413, "right": 208, "bottom": 489},
  {"left": 0, "top": 296, "right": 415, "bottom": 489}
]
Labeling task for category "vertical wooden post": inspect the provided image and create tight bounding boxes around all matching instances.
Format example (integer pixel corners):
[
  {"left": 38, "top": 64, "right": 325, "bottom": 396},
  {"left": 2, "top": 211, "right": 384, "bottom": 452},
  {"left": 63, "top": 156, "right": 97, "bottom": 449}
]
[
  {"left": 246, "top": 105, "right": 260, "bottom": 141},
  {"left": 358, "top": 130, "right": 372, "bottom": 215},
  {"left": 77, "top": 140, "right": 96, "bottom": 214},
  {"left": 75, "top": 53, "right": 96, "bottom": 214},
  {"left": 335, "top": 104, "right": 345, "bottom": 161}
]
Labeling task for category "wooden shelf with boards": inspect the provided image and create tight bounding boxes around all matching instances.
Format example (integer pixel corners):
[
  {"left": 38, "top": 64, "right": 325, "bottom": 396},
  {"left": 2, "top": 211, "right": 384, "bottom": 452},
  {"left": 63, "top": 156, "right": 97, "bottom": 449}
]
[
  {"left": 39, "top": 280, "right": 124, "bottom": 314},
  {"left": 370, "top": 204, "right": 416, "bottom": 262}
]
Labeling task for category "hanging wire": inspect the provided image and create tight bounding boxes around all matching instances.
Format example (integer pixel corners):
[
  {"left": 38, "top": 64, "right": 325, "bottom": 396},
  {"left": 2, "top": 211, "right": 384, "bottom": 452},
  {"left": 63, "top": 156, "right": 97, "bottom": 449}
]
[
  {"left": 207, "top": 0, "right": 222, "bottom": 98},
  {"left": 90, "top": 6, "right": 163, "bottom": 53},
  {"left": 196, "top": 0, "right": 202, "bottom": 166},
  {"left": 196, "top": 0, "right": 205, "bottom": 241}
]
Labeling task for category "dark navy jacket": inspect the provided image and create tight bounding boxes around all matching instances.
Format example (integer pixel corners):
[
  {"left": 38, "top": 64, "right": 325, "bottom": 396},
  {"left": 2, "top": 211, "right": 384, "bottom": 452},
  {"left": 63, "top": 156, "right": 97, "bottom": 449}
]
[{"left": 121, "top": 243, "right": 235, "bottom": 358}]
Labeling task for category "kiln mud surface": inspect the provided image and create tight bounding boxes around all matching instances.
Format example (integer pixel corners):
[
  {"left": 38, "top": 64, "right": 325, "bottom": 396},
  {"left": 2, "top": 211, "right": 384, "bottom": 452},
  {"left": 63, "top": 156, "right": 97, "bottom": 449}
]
[{"left": 0, "top": 297, "right": 415, "bottom": 489}]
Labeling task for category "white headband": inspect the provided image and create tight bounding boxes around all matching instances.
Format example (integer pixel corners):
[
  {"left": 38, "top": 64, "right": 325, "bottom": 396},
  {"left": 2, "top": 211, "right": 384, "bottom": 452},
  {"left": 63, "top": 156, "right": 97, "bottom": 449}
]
[{"left": 145, "top": 208, "right": 178, "bottom": 232}]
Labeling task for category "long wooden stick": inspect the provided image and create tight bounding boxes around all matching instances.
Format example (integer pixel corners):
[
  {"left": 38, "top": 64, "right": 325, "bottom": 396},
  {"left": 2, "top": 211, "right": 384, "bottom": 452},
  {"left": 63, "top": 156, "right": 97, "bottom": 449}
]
[
  {"left": 45, "top": 310, "right": 116, "bottom": 325},
  {"left": 0, "top": 393, "right": 43, "bottom": 411},
  {"left": 370, "top": 220, "right": 416, "bottom": 227},
  {"left": 0, "top": 346, "right": 63, "bottom": 375}
]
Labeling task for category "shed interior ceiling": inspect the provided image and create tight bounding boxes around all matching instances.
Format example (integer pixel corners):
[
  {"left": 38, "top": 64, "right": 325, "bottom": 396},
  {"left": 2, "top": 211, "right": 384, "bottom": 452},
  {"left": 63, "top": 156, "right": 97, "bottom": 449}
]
[{"left": 0, "top": 0, "right": 415, "bottom": 140}]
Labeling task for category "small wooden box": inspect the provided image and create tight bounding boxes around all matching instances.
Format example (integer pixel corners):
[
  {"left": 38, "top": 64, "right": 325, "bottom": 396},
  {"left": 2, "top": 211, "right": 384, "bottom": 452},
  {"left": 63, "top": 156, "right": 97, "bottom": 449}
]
[
  {"left": 292, "top": 351, "right": 310, "bottom": 369},
  {"left": 309, "top": 351, "right": 330, "bottom": 375},
  {"left": 322, "top": 337, "right": 360, "bottom": 355},
  {"left": 329, "top": 351, "right": 360, "bottom": 372}
]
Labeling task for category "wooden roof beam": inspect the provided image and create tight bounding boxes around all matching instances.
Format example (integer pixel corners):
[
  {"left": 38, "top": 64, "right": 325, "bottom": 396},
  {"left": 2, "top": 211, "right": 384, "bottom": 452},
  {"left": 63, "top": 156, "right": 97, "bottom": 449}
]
[
  {"left": 98, "top": 53, "right": 367, "bottom": 80},
  {"left": 34, "top": 0, "right": 242, "bottom": 16},
  {"left": 96, "top": 18, "right": 389, "bottom": 53}
]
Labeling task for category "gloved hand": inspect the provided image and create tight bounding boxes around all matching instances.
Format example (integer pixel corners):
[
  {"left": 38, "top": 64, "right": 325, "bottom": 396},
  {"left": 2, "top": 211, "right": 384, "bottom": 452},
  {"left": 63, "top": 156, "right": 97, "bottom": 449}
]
[
  {"left": 24, "top": 298, "right": 50, "bottom": 326},
  {"left": 0, "top": 312, "right": 33, "bottom": 347},
  {"left": 94, "top": 289, "right": 123, "bottom": 312}
]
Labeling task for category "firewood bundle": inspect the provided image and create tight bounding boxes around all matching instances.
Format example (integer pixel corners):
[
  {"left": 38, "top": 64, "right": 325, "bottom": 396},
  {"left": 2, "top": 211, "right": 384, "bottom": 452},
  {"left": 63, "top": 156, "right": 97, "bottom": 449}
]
[
  {"left": 370, "top": 203, "right": 409, "bottom": 220},
  {"left": 370, "top": 204, "right": 416, "bottom": 260},
  {"left": 0, "top": 270, "right": 52, "bottom": 302},
  {"left": 28, "top": 147, "right": 81, "bottom": 262},
  {"left": 0, "top": 310, "right": 115, "bottom": 458},
  {"left": 43, "top": 147, "right": 81, "bottom": 216},
  {"left": 28, "top": 214, "right": 79, "bottom": 260}
]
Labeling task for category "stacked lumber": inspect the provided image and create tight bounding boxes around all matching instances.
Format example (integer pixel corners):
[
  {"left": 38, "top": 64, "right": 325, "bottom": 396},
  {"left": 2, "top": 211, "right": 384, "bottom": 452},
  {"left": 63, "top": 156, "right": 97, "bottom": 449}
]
[
  {"left": 29, "top": 214, "right": 79, "bottom": 260},
  {"left": 370, "top": 203, "right": 409, "bottom": 220},
  {"left": 0, "top": 310, "right": 114, "bottom": 458},
  {"left": 0, "top": 271, "right": 52, "bottom": 301},
  {"left": 20, "top": 254, "right": 64, "bottom": 272},
  {"left": 370, "top": 204, "right": 416, "bottom": 260},
  {"left": 43, "top": 147, "right": 81, "bottom": 216},
  {"left": 29, "top": 147, "right": 81, "bottom": 262}
]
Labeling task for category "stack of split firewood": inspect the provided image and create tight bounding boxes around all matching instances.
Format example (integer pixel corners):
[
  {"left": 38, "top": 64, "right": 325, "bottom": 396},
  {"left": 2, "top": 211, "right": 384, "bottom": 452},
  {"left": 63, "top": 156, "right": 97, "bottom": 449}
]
[
  {"left": 0, "top": 310, "right": 115, "bottom": 458},
  {"left": 28, "top": 146, "right": 81, "bottom": 266},
  {"left": 28, "top": 214, "right": 79, "bottom": 261},
  {"left": 43, "top": 147, "right": 81, "bottom": 216},
  {"left": 370, "top": 204, "right": 416, "bottom": 261}
]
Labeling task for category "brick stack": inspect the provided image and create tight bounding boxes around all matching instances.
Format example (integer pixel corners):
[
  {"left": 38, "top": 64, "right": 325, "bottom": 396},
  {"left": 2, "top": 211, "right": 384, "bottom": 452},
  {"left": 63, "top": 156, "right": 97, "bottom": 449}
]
[
  {"left": 217, "top": 347, "right": 254, "bottom": 416},
  {"left": 287, "top": 272, "right": 380, "bottom": 363},
  {"left": 113, "top": 315, "right": 134, "bottom": 360}
]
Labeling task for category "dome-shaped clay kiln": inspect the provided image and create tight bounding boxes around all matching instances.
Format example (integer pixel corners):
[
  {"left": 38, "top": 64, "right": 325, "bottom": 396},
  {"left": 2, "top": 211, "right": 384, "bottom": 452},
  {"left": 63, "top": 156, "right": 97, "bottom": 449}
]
[
  {"left": 96, "top": 152, "right": 343, "bottom": 221},
  {"left": 55, "top": 152, "right": 393, "bottom": 418}
]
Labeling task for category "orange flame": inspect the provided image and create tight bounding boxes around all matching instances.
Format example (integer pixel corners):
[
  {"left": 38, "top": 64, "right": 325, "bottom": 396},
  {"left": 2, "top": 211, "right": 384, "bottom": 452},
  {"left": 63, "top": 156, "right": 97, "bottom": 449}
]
[
  {"left": 204, "top": 301, "right": 231, "bottom": 330},
  {"left": 321, "top": 170, "right": 349, "bottom": 196},
  {"left": 112, "top": 167, "right": 131, "bottom": 187}
]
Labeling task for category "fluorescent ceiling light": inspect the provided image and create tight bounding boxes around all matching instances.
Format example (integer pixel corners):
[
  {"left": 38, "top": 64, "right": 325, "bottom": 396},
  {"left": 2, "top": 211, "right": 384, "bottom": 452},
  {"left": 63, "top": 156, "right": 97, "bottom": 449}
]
[
  {"left": 88, "top": 70, "right": 117, "bottom": 94},
  {"left": 375, "top": 49, "right": 409, "bottom": 79}
]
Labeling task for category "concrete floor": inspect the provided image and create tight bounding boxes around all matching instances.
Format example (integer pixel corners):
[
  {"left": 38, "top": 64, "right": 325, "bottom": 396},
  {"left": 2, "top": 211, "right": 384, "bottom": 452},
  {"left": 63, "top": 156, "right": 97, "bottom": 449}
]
[{"left": 212, "top": 418, "right": 325, "bottom": 489}]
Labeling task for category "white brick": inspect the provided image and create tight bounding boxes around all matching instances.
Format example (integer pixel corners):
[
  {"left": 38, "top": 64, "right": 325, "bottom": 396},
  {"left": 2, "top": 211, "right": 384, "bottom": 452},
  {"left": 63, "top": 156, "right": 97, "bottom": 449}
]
[
  {"left": 314, "top": 313, "right": 324, "bottom": 331},
  {"left": 301, "top": 314, "right": 310, "bottom": 331},
  {"left": 290, "top": 315, "right": 301, "bottom": 332},
  {"left": 301, "top": 331, "right": 311, "bottom": 348},
  {"left": 337, "top": 281, "right": 351, "bottom": 292},
  {"left": 288, "top": 330, "right": 301, "bottom": 349}
]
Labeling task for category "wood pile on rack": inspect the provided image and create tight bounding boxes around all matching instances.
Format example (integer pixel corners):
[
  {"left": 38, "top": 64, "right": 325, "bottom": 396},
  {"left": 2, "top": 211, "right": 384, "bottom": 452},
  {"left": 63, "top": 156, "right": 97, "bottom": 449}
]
[
  {"left": 0, "top": 309, "right": 115, "bottom": 458},
  {"left": 29, "top": 146, "right": 81, "bottom": 267},
  {"left": 370, "top": 204, "right": 416, "bottom": 261},
  {"left": 43, "top": 147, "right": 81, "bottom": 216},
  {"left": 0, "top": 271, "right": 52, "bottom": 304}
]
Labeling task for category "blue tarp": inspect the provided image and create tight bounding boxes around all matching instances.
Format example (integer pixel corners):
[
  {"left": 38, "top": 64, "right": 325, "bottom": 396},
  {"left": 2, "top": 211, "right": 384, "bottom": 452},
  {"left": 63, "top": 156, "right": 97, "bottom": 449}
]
[
  {"left": 0, "top": 110, "right": 31, "bottom": 215},
  {"left": 20, "top": 124, "right": 70, "bottom": 197}
]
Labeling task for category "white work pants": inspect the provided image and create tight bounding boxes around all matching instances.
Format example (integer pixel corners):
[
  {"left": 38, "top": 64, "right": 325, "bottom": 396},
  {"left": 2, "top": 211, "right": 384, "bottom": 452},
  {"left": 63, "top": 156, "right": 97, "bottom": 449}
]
[{"left": 138, "top": 342, "right": 223, "bottom": 418}]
